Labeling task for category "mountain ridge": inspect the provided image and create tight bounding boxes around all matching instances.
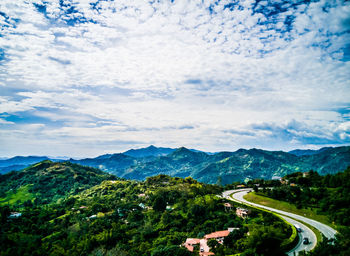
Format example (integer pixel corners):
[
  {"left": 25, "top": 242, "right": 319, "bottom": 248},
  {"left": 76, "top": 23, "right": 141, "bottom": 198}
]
[{"left": 1, "top": 146, "right": 349, "bottom": 184}]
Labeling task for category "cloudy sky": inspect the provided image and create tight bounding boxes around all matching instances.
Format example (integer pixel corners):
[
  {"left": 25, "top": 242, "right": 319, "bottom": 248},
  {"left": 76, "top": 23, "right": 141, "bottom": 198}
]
[{"left": 0, "top": 0, "right": 349, "bottom": 157}]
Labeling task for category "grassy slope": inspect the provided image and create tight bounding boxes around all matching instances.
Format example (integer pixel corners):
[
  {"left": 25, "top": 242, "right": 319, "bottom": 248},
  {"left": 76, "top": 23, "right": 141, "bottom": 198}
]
[
  {"left": 233, "top": 195, "right": 298, "bottom": 252},
  {"left": 0, "top": 184, "right": 35, "bottom": 206},
  {"left": 242, "top": 192, "right": 324, "bottom": 248},
  {"left": 244, "top": 192, "right": 332, "bottom": 227}
]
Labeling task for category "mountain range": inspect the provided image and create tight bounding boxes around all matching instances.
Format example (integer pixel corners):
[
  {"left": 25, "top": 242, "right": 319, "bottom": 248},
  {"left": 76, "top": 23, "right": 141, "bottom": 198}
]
[{"left": 1, "top": 145, "right": 349, "bottom": 184}]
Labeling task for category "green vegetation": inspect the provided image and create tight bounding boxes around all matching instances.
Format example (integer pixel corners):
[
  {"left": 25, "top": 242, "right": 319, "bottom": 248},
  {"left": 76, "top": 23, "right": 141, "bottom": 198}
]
[
  {"left": 0, "top": 161, "right": 117, "bottom": 206},
  {"left": 121, "top": 146, "right": 350, "bottom": 184},
  {"left": 1, "top": 158, "right": 349, "bottom": 255},
  {"left": 0, "top": 165, "right": 292, "bottom": 256},
  {"left": 0, "top": 184, "right": 35, "bottom": 206},
  {"left": 246, "top": 167, "right": 350, "bottom": 256},
  {"left": 244, "top": 192, "right": 330, "bottom": 226},
  {"left": 1, "top": 146, "right": 349, "bottom": 185},
  {"left": 232, "top": 194, "right": 298, "bottom": 252},
  {"left": 242, "top": 192, "right": 323, "bottom": 247},
  {"left": 258, "top": 168, "right": 350, "bottom": 227}
]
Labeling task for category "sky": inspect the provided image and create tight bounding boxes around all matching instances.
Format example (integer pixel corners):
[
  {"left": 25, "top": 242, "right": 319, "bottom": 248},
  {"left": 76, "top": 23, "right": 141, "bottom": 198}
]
[{"left": 0, "top": 0, "right": 350, "bottom": 158}]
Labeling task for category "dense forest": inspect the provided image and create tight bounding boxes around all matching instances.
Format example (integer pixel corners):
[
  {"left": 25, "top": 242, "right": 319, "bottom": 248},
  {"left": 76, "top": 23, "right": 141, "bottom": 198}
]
[{"left": 0, "top": 162, "right": 292, "bottom": 256}]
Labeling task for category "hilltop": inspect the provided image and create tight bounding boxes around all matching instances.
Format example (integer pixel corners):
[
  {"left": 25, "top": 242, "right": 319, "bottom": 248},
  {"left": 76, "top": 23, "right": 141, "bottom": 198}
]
[{"left": 0, "top": 161, "right": 117, "bottom": 206}]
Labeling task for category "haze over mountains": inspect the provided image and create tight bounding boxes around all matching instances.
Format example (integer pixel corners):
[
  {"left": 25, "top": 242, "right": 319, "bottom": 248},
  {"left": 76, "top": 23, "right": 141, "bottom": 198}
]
[{"left": 1, "top": 146, "right": 349, "bottom": 184}]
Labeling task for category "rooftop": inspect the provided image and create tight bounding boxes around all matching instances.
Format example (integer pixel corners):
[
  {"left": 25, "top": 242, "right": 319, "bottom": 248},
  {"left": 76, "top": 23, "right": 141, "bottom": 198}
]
[
  {"left": 185, "top": 238, "right": 201, "bottom": 244},
  {"left": 205, "top": 230, "right": 230, "bottom": 239}
]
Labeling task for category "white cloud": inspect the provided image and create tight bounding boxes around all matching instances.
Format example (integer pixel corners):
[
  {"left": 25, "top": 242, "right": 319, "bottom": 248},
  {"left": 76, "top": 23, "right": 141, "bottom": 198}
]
[
  {"left": 0, "top": 118, "right": 14, "bottom": 125},
  {"left": 0, "top": 0, "right": 349, "bottom": 156}
]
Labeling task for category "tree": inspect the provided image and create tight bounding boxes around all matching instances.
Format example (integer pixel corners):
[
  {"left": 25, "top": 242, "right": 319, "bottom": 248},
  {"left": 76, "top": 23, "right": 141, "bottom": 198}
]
[
  {"left": 207, "top": 239, "right": 219, "bottom": 250},
  {"left": 151, "top": 245, "right": 192, "bottom": 256},
  {"left": 0, "top": 205, "right": 11, "bottom": 223},
  {"left": 152, "top": 195, "right": 167, "bottom": 211}
]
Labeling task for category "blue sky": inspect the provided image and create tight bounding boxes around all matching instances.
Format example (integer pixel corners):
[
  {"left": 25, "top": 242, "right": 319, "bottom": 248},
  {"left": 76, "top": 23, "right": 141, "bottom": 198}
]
[{"left": 0, "top": 0, "right": 349, "bottom": 157}]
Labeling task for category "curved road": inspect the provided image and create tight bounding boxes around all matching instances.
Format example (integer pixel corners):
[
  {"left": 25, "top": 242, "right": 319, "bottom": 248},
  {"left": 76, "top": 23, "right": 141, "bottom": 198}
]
[{"left": 222, "top": 189, "right": 337, "bottom": 255}]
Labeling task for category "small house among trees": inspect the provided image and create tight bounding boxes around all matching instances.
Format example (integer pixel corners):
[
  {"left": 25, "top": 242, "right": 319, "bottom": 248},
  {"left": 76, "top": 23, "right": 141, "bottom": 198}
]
[
  {"left": 224, "top": 203, "right": 234, "bottom": 211},
  {"left": 184, "top": 238, "right": 201, "bottom": 252},
  {"left": 8, "top": 212, "right": 22, "bottom": 219},
  {"left": 236, "top": 207, "right": 251, "bottom": 219},
  {"left": 205, "top": 230, "right": 231, "bottom": 244},
  {"left": 183, "top": 228, "right": 236, "bottom": 255}
]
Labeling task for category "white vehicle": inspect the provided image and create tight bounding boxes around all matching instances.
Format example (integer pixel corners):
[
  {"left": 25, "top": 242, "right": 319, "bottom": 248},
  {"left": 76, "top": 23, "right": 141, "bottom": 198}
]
[{"left": 294, "top": 224, "right": 302, "bottom": 232}]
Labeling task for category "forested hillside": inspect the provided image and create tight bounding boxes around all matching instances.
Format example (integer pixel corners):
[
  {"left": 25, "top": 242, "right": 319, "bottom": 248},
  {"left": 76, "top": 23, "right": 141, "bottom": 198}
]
[
  {"left": 0, "top": 169, "right": 292, "bottom": 256},
  {"left": 73, "top": 146, "right": 350, "bottom": 184},
  {"left": 1, "top": 146, "right": 349, "bottom": 185},
  {"left": 0, "top": 161, "right": 117, "bottom": 206}
]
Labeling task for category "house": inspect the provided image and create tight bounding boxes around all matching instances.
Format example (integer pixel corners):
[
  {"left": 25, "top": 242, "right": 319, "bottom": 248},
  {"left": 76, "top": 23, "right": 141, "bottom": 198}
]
[
  {"left": 138, "top": 193, "right": 146, "bottom": 197},
  {"left": 224, "top": 203, "right": 234, "bottom": 211},
  {"left": 280, "top": 179, "right": 289, "bottom": 185},
  {"left": 199, "top": 239, "right": 214, "bottom": 256},
  {"left": 303, "top": 172, "right": 310, "bottom": 177},
  {"left": 183, "top": 228, "right": 235, "bottom": 255},
  {"left": 205, "top": 230, "right": 231, "bottom": 244},
  {"left": 236, "top": 184, "right": 245, "bottom": 188},
  {"left": 9, "top": 212, "right": 22, "bottom": 218},
  {"left": 225, "top": 227, "right": 239, "bottom": 233},
  {"left": 236, "top": 207, "right": 251, "bottom": 219},
  {"left": 184, "top": 238, "right": 200, "bottom": 252},
  {"left": 183, "top": 238, "right": 214, "bottom": 255}
]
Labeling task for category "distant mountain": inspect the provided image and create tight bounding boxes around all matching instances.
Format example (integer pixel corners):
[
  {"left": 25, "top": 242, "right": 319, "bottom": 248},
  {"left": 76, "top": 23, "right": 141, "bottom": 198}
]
[
  {"left": 120, "top": 146, "right": 350, "bottom": 184},
  {"left": 69, "top": 153, "right": 138, "bottom": 176},
  {"left": 288, "top": 147, "right": 332, "bottom": 156},
  {"left": 0, "top": 161, "right": 117, "bottom": 206},
  {"left": 0, "top": 156, "right": 49, "bottom": 167},
  {"left": 122, "top": 147, "right": 213, "bottom": 180},
  {"left": 0, "top": 156, "right": 50, "bottom": 174},
  {"left": 123, "top": 145, "right": 175, "bottom": 158},
  {"left": 1, "top": 146, "right": 349, "bottom": 185},
  {"left": 297, "top": 146, "right": 350, "bottom": 175}
]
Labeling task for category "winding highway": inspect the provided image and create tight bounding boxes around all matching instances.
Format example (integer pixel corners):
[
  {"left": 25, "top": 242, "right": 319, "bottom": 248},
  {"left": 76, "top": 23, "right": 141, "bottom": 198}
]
[{"left": 222, "top": 189, "right": 337, "bottom": 256}]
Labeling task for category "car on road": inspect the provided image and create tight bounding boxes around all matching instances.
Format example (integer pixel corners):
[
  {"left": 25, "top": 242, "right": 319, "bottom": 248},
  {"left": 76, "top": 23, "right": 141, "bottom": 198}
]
[
  {"left": 303, "top": 237, "right": 309, "bottom": 245},
  {"left": 295, "top": 224, "right": 302, "bottom": 232}
]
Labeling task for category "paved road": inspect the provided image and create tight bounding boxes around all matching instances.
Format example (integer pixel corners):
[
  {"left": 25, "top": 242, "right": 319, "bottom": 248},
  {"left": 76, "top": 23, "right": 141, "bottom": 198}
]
[
  {"left": 282, "top": 215, "right": 316, "bottom": 255},
  {"left": 222, "top": 189, "right": 337, "bottom": 255}
]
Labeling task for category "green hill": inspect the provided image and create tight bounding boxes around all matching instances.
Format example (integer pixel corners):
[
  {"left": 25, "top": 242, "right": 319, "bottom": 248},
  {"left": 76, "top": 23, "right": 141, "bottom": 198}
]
[
  {"left": 0, "top": 161, "right": 117, "bottom": 206},
  {"left": 0, "top": 174, "right": 292, "bottom": 256}
]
